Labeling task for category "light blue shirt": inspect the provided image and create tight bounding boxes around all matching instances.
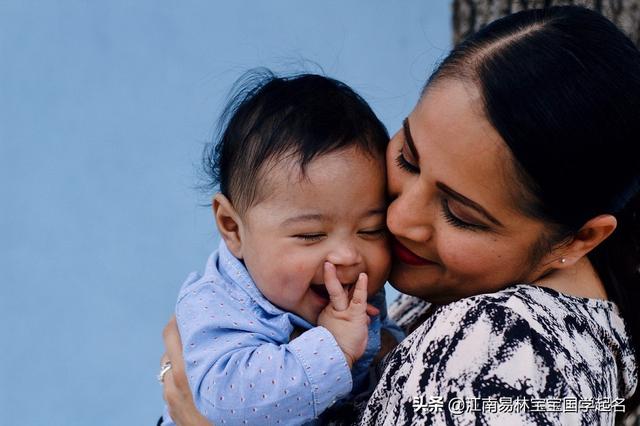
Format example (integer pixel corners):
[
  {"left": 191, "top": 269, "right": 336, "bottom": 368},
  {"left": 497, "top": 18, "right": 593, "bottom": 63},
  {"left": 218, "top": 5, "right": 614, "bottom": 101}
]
[{"left": 162, "top": 240, "right": 400, "bottom": 425}]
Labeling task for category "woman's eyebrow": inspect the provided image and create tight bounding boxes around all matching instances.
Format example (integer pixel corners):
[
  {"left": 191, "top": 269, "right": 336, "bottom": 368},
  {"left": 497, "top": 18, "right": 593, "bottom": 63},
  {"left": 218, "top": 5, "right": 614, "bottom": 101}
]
[
  {"left": 436, "top": 182, "right": 504, "bottom": 227},
  {"left": 402, "top": 117, "right": 420, "bottom": 160}
]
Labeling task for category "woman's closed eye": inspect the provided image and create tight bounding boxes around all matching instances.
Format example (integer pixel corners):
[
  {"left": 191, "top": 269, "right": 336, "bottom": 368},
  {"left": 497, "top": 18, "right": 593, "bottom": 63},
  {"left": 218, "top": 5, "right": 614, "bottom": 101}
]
[
  {"left": 395, "top": 119, "right": 420, "bottom": 174},
  {"left": 440, "top": 198, "right": 488, "bottom": 231},
  {"left": 395, "top": 151, "right": 420, "bottom": 174},
  {"left": 358, "top": 227, "right": 388, "bottom": 239},
  {"left": 395, "top": 138, "right": 419, "bottom": 174}
]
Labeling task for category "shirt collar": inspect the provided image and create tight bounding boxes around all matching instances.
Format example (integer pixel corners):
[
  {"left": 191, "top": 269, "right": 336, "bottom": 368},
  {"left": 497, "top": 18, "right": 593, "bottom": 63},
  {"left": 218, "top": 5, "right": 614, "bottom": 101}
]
[{"left": 210, "top": 239, "right": 313, "bottom": 329}]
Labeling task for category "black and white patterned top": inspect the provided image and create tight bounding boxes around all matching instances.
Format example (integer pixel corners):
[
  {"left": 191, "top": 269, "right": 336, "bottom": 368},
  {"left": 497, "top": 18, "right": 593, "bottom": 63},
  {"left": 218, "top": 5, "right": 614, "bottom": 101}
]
[{"left": 358, "top": 284, "right": 637, "bottom": 425}]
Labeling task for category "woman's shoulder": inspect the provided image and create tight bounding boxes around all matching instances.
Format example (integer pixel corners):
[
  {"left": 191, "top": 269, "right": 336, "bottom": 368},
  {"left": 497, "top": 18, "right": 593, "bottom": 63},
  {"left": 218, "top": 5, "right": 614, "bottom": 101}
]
[
  {"left": 395, "top": 284, "right": 633, "bottom": 373},
  {"left": 391, "top": 284, "right": 626, "bottom": 342},
  {"left": 388, "top": 286, "right": 634, "bottom": 397},
  {"left": 361, "top": 286, "right": 636, "bottom": 424},
  {"left": 438, "top": 284, "right": 630, "bottom": 348},
  {"left": 388, "top": 286, "right": 564, "bottom": 373}
]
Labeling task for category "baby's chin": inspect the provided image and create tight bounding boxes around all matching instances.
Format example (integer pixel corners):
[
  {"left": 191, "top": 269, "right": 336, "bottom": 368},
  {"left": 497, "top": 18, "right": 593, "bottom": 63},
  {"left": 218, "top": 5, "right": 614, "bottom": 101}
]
[
  {"left": 291, "top": 278, "right": 387, "bottom": 325},
  {"left": 309, "top": 281, "right": 366, "bottom": 300}
]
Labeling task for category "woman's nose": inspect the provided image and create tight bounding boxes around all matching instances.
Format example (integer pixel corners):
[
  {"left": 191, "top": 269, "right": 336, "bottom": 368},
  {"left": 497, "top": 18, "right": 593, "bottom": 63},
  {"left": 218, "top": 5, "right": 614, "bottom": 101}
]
[{"left": 387, "top": 182, "right": 434, "bottom": 243}]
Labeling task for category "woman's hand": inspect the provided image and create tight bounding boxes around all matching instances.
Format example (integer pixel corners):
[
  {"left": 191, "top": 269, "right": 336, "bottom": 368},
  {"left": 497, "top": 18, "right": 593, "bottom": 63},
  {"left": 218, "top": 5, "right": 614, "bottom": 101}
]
[{"left": 161, "top": 316, "right": 213, "bottom": 426}]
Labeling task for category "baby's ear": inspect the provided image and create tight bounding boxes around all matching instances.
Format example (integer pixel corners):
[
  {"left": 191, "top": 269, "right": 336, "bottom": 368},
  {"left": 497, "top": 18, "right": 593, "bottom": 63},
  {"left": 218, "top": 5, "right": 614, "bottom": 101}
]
[{"left": 213, "top": 193, "right": 244, "bottom": 259}]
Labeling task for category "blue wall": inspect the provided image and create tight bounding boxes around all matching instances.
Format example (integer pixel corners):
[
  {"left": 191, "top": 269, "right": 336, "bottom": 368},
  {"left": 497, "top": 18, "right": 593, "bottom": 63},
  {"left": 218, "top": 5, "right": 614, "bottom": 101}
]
[{"left": 0, "top": 2, "right": 450, "bottom": 424}]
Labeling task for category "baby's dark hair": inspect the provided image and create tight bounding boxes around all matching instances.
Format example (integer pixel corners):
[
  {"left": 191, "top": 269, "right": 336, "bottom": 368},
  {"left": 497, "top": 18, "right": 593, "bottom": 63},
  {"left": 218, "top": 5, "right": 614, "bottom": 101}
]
[{"left": 202, "top": 70, "right": 389, "bottom": 213}]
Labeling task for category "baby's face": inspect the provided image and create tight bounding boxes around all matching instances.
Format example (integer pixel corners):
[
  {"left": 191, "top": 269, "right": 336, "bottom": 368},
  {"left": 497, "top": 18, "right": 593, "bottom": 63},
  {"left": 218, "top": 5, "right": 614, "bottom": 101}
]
[{"left": 239, "top": 147, "right": 390, "bottom": 325}]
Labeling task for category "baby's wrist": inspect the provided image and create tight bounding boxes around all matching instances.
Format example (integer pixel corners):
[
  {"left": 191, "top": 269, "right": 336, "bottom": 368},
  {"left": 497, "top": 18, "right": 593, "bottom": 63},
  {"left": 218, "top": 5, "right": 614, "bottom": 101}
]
[{"left": 342, "top": 350, "right": 355, "bottom": 369}]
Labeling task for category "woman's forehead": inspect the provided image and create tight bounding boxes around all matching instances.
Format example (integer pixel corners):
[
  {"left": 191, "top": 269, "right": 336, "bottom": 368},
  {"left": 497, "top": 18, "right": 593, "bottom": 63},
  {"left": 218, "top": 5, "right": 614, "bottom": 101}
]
[
  {"left": 411, "top": 80, "right": 521, "bottom": 215},
  {"left": 414, "top": 82, "right": 503, "bottom": 169}
]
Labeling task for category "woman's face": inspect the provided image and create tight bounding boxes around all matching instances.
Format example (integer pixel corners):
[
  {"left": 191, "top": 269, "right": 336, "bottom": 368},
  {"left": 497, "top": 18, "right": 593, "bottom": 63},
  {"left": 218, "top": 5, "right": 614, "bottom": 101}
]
[{"left": 386, "top": 80, "right": 550, "bottom": 304}]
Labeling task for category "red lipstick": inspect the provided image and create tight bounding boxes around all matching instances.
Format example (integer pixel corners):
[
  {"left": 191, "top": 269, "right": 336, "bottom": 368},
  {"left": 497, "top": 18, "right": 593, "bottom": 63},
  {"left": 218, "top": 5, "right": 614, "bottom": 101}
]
[{"left": 391, "top": 238, "right": 435, "bottom": 266}]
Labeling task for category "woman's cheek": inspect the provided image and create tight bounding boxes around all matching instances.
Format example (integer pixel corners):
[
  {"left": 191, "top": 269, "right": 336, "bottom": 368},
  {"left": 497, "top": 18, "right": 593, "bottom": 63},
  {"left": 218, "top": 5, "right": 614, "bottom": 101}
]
[{"left": 438, "top": 236, "right": 497, "bottom": 277}]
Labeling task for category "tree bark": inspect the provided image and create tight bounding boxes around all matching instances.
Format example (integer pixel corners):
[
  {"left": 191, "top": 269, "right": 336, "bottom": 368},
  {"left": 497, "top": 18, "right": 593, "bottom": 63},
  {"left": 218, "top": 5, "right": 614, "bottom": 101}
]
[{"left": 452, "top": 0, "right": 640, "bottom": 46}]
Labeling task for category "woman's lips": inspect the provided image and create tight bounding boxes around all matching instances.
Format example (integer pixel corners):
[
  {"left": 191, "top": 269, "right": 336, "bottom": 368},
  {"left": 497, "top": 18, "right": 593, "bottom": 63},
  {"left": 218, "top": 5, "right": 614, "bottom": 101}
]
[{"left": 391, "top": 238, "right": 436, "bottom": 266}]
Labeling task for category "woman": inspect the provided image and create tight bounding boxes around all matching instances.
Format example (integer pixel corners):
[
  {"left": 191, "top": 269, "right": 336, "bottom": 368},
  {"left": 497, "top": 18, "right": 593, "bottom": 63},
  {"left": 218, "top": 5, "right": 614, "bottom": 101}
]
[{"left": 160, "top": 6, "right": 639, "bottom": 424}]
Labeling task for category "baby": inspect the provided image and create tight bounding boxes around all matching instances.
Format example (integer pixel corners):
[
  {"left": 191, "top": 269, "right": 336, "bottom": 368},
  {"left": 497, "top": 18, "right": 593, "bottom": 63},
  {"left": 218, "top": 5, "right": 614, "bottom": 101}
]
[{"left": 161, "top": 72, "right": 402, "bottom": 425}]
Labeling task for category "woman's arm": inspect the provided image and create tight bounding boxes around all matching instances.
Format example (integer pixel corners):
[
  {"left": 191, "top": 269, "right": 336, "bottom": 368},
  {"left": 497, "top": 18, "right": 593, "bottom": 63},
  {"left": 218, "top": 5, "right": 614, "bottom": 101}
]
[{"left": 161, "top": 316, "right": 212, "bottom": 426}]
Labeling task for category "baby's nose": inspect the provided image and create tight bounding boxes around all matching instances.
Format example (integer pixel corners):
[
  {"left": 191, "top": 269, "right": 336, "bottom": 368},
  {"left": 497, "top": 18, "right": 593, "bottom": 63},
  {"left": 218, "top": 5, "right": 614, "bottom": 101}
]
[{"left": 326, "top": 243, "right": 362, "bottom": 267}]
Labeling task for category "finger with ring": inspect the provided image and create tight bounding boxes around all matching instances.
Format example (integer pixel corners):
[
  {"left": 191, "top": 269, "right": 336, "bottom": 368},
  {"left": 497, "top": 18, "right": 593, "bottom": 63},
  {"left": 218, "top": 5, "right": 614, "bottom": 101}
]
[{"left": 157, "top": 361, "right": 172, "bottom": 383}]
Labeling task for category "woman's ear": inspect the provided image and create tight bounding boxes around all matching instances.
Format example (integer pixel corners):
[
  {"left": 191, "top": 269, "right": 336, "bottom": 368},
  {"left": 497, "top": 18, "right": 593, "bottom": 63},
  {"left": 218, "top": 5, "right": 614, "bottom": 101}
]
[
  {"left": 553, "top": 214, "right": 617, "bottom": 268},
  {"left": 213, "top": 193, "right": 244, "bottom": 259}
]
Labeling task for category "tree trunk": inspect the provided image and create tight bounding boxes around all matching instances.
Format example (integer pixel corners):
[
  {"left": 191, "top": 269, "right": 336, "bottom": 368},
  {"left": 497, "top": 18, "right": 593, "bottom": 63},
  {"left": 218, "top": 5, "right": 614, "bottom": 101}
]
[
  {"left": 451, "top": 1, "right": 640, "bottom": 424},
  {"left": 452, "top": 0, "right": 640, "bottom": 46}
]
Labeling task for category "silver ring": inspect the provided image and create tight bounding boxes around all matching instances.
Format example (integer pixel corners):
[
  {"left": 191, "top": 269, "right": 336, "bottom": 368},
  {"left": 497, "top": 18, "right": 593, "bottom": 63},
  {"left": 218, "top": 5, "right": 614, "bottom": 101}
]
[{"left": 157, "top": 361, "right": 172, "bottom": 384}]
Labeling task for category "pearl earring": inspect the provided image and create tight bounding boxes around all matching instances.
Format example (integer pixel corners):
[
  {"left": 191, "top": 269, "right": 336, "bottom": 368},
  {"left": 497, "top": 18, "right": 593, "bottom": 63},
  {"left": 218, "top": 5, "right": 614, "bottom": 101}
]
[{"left": 560, "top": 258, "right": 566, "bottom": 264}]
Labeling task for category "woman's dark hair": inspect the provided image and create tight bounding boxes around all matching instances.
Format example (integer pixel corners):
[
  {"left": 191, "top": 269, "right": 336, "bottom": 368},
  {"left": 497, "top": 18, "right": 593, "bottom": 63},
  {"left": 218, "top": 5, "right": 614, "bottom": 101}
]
[
  {"left": 428, "top": 6, "right": 640, "bottom": 414},
  {"left": 203, "top": 69, "right": 389, "bottom": 213}
]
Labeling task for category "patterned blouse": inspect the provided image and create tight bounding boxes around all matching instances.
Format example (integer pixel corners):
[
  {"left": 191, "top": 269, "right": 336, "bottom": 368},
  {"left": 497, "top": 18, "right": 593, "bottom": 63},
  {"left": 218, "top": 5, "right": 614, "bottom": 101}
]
[{"left": 356, "top": 284, "right": 637, "bottom": 425}]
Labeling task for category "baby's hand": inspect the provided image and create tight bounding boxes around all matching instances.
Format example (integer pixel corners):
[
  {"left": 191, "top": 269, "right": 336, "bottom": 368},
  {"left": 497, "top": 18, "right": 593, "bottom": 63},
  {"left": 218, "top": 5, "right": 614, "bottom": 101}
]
[{"left": 317, "top": 262, "right": 378, "bottom": 368}]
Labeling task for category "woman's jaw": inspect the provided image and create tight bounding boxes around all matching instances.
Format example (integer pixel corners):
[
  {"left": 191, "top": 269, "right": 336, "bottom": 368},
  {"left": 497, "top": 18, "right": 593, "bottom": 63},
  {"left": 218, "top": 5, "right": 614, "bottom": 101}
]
[
  {"left": 388, "top": 236, "right": 454, "bottom": 303},
  {"left": 387, "top": 234, "right": 533, "bottom": 305}
]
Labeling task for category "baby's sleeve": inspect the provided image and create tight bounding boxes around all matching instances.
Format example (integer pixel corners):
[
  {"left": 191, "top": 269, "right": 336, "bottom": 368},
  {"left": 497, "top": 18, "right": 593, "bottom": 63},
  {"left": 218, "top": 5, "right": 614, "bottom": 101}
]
[{"left": 176, "top": 281, "right": 353, "bottom": 425}]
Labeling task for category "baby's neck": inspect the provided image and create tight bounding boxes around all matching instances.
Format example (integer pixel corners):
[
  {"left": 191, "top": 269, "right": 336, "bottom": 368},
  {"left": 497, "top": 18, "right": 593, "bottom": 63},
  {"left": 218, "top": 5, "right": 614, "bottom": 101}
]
[{"left": 289, "top": 325, "right": 306, "bottom": 341}]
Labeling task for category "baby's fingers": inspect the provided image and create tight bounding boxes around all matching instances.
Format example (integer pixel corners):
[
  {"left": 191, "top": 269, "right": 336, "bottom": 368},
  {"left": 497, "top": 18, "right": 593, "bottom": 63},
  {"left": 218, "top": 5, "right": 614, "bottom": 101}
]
[
  {"left": 366, "top": 304, "right": 380, "bottom": 317},
  {"left": 324, "top": 262, "right": 348, "bottom": 311},
  {"left": 348, "top": 272, "right": 368, "bottom": 314}
]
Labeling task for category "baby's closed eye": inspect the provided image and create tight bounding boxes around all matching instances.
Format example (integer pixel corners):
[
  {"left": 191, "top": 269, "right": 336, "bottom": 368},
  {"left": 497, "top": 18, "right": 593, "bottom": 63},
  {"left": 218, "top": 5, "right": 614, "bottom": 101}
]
[{"left": 292, "top": 233, "right": 326, "bottom": 242}]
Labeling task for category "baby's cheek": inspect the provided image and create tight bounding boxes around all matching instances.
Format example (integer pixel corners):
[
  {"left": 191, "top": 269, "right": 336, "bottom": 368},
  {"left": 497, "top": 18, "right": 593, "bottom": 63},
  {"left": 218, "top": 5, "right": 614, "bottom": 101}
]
[
  {"left": 368, "top": 245, "right": 392, "bottom": 295},
  {"left": 278, "top": 271, "right": 306, "bottom": 293},
  {"left": 287, "top": 253, "right": 326, "bottom": 283},
  {"left": 277, "top": 259, "right": 316, "bottom": 291}
]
